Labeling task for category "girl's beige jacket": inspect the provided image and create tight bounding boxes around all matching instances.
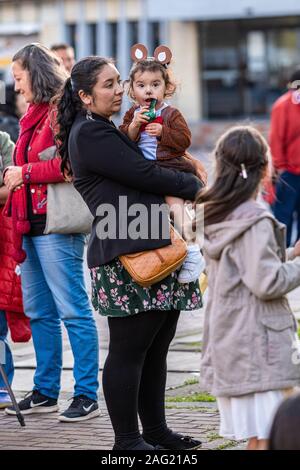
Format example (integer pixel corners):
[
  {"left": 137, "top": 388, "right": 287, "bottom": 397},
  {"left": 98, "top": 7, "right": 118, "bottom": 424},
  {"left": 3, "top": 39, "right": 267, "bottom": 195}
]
[{"left": 201, "top": 199, "right": 300, "bottom": 397}]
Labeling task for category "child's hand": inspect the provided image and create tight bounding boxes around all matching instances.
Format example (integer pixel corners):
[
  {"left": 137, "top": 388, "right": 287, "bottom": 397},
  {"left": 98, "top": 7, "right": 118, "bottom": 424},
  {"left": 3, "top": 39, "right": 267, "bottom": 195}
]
[
  {"left": 293, "top": 240, "right": 300, "bottom": 258},
  {"left": 132, "top": 106, "right": 150, "bottom": 128},
  {"left": 145, "top": 123, "right": 163, "bottom": 138}
]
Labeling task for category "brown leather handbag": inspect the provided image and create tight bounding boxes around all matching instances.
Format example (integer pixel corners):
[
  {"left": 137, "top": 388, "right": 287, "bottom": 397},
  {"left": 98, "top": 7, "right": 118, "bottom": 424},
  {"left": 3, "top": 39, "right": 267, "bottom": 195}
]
[{"left": 119, "top": 225, "right": 187, "bottom": 287}]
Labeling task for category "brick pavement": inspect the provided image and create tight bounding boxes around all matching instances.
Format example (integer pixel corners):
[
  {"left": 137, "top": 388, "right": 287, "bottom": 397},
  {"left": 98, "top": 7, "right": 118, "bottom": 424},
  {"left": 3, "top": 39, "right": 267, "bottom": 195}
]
[{"left": 0, "top": 404, "right": 245, "bottom": 450}]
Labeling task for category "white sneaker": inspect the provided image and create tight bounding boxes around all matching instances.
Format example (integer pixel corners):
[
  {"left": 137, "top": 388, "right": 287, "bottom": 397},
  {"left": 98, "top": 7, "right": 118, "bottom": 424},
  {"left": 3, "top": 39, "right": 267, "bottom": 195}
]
[{"left": 177, "top": 246, "right": 206, "bottom": 284}]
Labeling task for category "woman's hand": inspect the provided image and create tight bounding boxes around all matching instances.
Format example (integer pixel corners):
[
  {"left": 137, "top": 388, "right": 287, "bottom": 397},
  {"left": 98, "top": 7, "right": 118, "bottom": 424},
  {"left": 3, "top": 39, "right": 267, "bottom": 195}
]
[
  {"left": 185, "top": 152, "right": 208, "bottom": 185},
  {"left": 4, "top": 166, "right": 24, "bottom": 191}
]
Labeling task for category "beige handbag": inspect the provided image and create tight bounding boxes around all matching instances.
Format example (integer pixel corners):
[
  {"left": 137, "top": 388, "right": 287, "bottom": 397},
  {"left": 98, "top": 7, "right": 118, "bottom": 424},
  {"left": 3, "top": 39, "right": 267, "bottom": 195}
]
[
  {"left": 38, "top": 146, "right": 93, "bottom": 235},
  {"left": 119, "top": 224, "right": 187, "bottom": 287}
]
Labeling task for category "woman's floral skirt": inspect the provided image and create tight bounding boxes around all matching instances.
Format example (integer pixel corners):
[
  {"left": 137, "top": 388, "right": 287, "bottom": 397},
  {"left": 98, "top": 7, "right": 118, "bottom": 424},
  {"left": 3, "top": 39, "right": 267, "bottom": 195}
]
[{"left": 90, "top": 258, "right": 202, "bottom": 317}]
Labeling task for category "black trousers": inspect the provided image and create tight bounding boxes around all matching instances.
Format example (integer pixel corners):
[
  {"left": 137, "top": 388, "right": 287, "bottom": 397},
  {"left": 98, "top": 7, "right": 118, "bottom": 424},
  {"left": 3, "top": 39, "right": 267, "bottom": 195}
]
[{"left": 102, "top": 309, "right": 180, "bottom": 443}]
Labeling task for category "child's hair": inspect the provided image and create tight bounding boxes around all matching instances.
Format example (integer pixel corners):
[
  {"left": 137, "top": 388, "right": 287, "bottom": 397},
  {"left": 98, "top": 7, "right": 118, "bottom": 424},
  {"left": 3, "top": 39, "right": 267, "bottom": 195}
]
[
  {"left": 195, "top": 126, "right": 270, "bottom": 226},
  {"left": 269, "top": 395, "right": 300, "bottom": 450},
  {"left": 126, "top": 59, "right": 176, "bottom": 101}
]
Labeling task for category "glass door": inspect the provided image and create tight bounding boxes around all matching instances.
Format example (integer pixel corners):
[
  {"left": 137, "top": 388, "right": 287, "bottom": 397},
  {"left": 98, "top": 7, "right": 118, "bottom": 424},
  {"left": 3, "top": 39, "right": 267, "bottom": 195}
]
[{"left": 201, "top": 18, "right": 300, "bottom": 119}]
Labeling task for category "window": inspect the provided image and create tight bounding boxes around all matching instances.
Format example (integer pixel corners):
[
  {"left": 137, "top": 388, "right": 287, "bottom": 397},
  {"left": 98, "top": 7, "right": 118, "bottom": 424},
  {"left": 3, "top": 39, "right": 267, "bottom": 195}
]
[
  {"left": 128, "top": 21, "right": 138, "bottom": 48},
  {"left": 108, "top": 22, "right": 117, "bottom": 60},
  {"left": 150, "top": 22, "right": 160, "bottom": 51},
  {"left": 88, "top": 23, "right": 97, "bottom": 55},
  {"left": 66, "top": 23, "right": 77, "bottom": 56},
  {"left": 200, "top": 18, "right": 300, "bottom": 119},
  {"left": 201, "top": 21, "right": 243, "bottom": 118}
]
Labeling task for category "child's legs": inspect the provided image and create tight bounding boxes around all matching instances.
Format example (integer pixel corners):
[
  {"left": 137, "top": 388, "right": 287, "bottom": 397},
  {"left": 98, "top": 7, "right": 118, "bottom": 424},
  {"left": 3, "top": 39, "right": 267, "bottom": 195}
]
[
  {"left": 166, "top": 196, "right": 185, "bottom": 237},
  {"left": 166, "top": 196, "right": 205, "bottom": 283},
  {"left": 257, "top": 439, "right": 268, "bottom": 450},
  {"left": 247, "top": 438, "right": 268, "bottom": 450},
  {"left": 247, "top": 437, "right": 258, "bottom": 450}
]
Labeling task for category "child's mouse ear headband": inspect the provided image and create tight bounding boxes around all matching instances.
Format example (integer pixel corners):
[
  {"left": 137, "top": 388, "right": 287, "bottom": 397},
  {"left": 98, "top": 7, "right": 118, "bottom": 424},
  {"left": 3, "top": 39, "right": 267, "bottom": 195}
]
[{"left": 130, "top": 43, "right": 172, "bottom": 66}]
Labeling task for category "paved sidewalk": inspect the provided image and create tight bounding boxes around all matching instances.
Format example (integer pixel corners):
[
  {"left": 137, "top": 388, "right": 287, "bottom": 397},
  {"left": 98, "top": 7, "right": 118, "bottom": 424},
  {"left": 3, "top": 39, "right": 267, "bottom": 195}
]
[
  {"left": 0, "top": 403, "right": 244, "bottom": 451},
  {"left": 0, "top": 303, "right": 244, "bottom": 451},
  {"left": 1, "top": 284, "right": 299, "bottom": 451}
]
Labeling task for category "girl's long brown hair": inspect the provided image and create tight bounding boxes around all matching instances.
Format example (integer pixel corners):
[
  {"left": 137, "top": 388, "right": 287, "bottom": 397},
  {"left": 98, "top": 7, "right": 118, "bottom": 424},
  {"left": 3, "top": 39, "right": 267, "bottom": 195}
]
[{"left": 196, "top": 126, "right": 270, "bottom": 226}]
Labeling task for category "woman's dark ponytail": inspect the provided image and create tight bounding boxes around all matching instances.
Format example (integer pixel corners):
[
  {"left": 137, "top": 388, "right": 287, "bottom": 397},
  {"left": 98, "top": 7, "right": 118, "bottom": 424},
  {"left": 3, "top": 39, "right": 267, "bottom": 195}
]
[
  {"left": 55, "top": 56, "right": 113, "bottom": 177},
  {"left": 55, "top": 76, "right": 81, "bottom": 176}
]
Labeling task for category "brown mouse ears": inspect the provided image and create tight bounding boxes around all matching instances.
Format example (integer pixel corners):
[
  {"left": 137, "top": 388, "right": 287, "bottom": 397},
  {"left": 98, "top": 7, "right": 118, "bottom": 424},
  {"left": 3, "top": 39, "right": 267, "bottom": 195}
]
[{"left": 130, "top": 43, "right": 172, "bottom": 66}]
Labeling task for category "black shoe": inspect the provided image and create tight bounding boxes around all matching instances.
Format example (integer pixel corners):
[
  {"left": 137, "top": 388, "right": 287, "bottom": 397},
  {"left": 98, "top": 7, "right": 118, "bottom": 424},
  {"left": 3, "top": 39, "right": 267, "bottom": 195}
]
[
  {"left": 144, "top": 432, "right": 202, "bottom": 450},
  {"left": 113, "top": 439, "right": 164, "bottom": 451},
  {"left": 58, "top": 395, "right": 100, "bottom": 422},
  {"left": 5, "top": 390, "right": 58, "bottom": 415}
]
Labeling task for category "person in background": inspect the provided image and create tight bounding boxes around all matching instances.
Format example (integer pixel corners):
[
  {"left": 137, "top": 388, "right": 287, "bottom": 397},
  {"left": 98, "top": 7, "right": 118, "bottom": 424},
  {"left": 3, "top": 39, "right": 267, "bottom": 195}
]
[
  {"left": 0, "top": 84, "right": 21, "bottom": 143},
  {"left": 270, "top": 68, "right": 300, "bottom": 246},
  {"left": 51, "top": 43, "right": 76, "bottom": 74}
]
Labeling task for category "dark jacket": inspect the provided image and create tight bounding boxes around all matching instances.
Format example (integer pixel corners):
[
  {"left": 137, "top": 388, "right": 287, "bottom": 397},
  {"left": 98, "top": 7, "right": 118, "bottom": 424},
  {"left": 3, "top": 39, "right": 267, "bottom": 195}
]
[{"left": 69, "top": 111, "right": 202, "bottom": 268}]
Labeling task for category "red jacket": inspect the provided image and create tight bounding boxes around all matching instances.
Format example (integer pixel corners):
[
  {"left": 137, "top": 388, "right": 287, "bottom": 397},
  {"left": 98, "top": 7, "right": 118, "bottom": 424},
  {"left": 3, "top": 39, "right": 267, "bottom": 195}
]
[
  {"left": 4, "top": 103, "right": 64, "bottom": 262},
  {"left": 0, "top": 205, "right": 31, "bottom": 342},
  {"left": 269, "top": 90, "right": 300, "bottom": 174}
]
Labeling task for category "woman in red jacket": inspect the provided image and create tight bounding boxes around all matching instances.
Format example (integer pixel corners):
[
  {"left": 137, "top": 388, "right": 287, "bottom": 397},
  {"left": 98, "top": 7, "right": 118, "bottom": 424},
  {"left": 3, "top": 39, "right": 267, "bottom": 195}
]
[{"left": 4, "top": 44, "right": 99, "bottom": 422}]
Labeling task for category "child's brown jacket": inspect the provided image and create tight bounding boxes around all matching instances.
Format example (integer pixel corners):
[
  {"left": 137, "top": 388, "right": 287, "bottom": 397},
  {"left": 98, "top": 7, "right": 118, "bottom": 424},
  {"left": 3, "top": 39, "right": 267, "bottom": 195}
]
[{"left": 120, "top": 105, "right": 196, "bottom": 174}]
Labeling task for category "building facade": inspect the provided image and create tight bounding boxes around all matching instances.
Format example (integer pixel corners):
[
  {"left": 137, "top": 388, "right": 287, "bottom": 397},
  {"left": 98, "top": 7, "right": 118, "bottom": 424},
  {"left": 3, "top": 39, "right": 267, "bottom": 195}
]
[{"left": 0, "top": 0, "right": 300, "bottom": 121}]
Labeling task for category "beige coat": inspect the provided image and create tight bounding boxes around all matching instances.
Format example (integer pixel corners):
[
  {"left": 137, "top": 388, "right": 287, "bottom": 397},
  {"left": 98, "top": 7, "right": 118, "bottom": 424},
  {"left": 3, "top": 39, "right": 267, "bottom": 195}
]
[{"left": 201, "top": 199, "right": 300, "bottom": 397}]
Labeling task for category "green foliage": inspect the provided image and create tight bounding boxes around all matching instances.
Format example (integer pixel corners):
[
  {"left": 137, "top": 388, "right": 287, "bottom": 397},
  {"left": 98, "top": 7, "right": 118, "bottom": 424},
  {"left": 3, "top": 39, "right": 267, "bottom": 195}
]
[
  {"left": 166, "top": 392, "right": 216, "bottom": 403},
  {"left": 217, "top": 440, "right": 237, "bottom": 450}
]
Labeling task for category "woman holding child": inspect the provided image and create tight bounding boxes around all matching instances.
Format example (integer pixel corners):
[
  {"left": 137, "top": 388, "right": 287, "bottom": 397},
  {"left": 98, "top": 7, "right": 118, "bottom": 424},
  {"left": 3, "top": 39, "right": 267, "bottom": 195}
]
[{"left": 56, "top": 53, "right": 204, "bottom": 450}]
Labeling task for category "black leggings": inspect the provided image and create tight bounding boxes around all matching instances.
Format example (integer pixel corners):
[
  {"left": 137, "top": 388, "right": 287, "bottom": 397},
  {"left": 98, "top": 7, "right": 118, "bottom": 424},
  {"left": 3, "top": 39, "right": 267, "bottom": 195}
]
[{"left": 102, "top": 309, "right": 180, "bottom": 445}]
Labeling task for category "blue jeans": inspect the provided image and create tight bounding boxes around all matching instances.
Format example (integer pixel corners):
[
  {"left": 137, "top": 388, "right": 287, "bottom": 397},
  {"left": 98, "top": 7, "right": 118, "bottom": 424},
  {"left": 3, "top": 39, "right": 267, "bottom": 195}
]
[
  {"left": 21, "top": 234, "right": 99, "bottom": 400},
  {"left": 272, "top": 171, "right": 300, "bottom": 247},
  {"left": 0, "top": 309, "right": 14, "bottom": 388}
]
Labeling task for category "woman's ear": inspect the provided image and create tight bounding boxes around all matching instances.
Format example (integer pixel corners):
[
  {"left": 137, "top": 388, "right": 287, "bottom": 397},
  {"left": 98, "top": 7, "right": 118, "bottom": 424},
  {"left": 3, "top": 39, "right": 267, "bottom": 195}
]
[
  {"left": 78, "top": 89, "right": 92, "bottom": 106},
  {"left": 131, "top": 43, "right": 148, "bottom": 62},
  {"left": 153, "top": 45, "right": 172, "bottom": 65}
]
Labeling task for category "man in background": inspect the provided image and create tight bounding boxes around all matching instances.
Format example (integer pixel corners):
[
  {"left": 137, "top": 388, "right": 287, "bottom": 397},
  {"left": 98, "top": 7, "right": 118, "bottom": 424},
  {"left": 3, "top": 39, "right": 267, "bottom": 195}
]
[{"left": 51, "top": 43, "right": 75, "bottom": 74}]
